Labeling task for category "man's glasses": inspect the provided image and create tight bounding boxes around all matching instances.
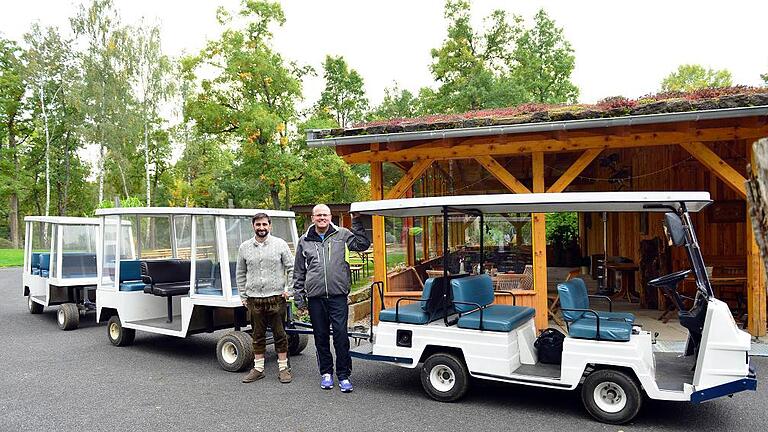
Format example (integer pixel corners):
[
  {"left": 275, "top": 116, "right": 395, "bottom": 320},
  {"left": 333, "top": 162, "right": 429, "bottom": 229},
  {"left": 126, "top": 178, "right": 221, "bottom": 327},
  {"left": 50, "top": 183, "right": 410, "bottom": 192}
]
[{"left": 312, "top": 213, "right": 330, "bottom": 218}]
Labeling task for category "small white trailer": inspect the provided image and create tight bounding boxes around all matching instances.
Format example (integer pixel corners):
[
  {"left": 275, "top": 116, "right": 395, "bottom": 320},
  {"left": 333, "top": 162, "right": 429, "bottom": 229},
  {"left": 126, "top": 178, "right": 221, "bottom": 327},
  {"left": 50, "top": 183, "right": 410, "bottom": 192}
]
[{"left": 23, "top": 216, "right": 101, "bottom": 330}]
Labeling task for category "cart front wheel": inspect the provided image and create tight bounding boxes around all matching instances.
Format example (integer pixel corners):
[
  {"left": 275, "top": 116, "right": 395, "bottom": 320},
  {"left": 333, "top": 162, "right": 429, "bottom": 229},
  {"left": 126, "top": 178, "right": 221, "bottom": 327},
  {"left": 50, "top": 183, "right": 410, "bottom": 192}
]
[
  {"left": 216, "top": 331, "right": 254, "bottom": 372},
  {"left": 420, "top": 352, "right": 469, "bottom": 402},
  {"left": 287, "top": 333, "right": 308, "bottom": 355},
  {"left": 107, "top": 315, "right": 135, "bottom": 346},
  {"left": 581, "top": 369, "right": 642, "bottom": 425},
  {"left": 28, "top": 295, "right": 43, "bottom": 314},
  {"left": 58, "top": 303, "right": 80, "bottom": 331}
]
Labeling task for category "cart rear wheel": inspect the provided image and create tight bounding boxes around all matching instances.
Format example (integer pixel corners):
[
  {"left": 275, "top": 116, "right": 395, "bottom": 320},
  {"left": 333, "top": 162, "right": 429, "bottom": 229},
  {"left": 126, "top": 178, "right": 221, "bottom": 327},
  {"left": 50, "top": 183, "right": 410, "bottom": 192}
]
[
  {"left": 287, "top": 333, "right": 308, "bottom": 355},
  {"left": 28, "top": 295, "right": 43, "bottom": 314},
  {"left": 216, "top": 331, "right": 254, "bottom": 372},
  {"left": 58, "top": 303, "right": 80, "bottom": 330},
  {"left": 420, "top": 352, "right": 469, "bottom": 402},
  {"left": 581, "top": 369, "right": 642, "bottom": 424},
  {"left": 107, "top": 315, "right": 135, "bottom": 346}
]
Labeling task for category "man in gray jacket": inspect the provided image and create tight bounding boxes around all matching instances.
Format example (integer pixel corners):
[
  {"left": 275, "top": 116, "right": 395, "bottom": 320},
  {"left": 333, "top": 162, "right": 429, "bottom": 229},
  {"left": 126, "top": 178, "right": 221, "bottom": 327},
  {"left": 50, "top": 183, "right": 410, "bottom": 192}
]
[
  {"left": 237, "top": 213, "right": 294, "bottom": 384},
  {"left": 293, "top": 204, "right": 371, "bottom": 393}
]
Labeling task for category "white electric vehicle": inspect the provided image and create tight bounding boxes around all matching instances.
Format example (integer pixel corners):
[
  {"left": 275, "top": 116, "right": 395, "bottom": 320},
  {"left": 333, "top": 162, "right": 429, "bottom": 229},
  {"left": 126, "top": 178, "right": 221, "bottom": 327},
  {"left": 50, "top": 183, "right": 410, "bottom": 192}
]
[
  {"left": 23, "top": 216, "right": 101, "bottom": 330},
  {"left": 95, "top": 207, "right": 308, "bottom": 371},
  {"left": 343, "top": 192, "right": 756, "bottom": 425}
]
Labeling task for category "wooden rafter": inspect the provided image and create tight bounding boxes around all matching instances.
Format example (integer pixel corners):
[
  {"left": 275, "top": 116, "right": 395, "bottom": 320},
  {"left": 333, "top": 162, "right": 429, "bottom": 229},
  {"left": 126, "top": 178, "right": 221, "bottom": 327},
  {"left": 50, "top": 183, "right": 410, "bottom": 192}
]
[
  {"left": 340, "top": 126, "right": 768, "bottom": 164},
  {"left": 385, "top": 159, "right": 433, "bottom": 200},
  {"left": 680, "top": 141, "right": 747, "bottom": 198},
  {"left": 475, "top": 155, "right": 531, "bottom": 194},
  {"left": 547, "top": 149, "right": 602, "bottom": 193}
]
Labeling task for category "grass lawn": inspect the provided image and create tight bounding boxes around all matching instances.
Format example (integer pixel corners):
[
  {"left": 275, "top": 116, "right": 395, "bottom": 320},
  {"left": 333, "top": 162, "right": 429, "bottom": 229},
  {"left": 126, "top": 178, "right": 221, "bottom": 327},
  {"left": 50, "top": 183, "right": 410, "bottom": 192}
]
[{"left": 0, "top": 249, "right": 23, "bottom": 267}]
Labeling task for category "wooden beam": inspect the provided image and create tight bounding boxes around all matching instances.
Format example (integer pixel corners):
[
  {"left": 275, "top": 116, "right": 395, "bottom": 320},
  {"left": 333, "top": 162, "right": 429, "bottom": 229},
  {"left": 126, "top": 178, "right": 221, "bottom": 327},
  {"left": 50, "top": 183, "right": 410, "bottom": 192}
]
[
  {"left": 340, "top": 126, "right": 768, "bottom": 164},
  {"left": 385, "top": 159, "right": 433, "bottom": 200},
  {"left": 371, "top": 161, "right": 386, "bottom": 325},
  {"left": 531, "top": 152, "right": 548, "bottom": 330},
  {"left": 680, "top": 141, "right": 747, "bottom": 198},
  {"left": 747, "top": 144, "right": 767, "bottom": 336},
  {"left": 547, "top": 149, "right": 602, "bottom": 193},
  {"left": 475, "top": 155, "right": 531, "bottom": 194}
]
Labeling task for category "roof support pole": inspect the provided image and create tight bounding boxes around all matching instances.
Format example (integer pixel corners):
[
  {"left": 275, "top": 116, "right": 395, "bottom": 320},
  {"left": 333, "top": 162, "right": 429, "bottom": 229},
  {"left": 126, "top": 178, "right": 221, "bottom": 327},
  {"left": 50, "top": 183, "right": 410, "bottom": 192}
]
[
  {"left": 532, "top": 152, "right": 549, "bottom": 330},
  {"left": 371, "top": 160, "right": 386, "bottom": 324},
  {"left": 547, "top": 149, "right": 603, "bottom": 193},
  {"left": 747, "top": 143, "right": 767, "bottom": 336}
]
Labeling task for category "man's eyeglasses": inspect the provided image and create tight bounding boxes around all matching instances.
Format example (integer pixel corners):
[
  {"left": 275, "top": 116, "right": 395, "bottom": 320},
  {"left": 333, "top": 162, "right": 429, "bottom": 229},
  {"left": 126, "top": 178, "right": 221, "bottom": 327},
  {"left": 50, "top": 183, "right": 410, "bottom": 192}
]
[{"left": 312, "top": 213, "right": 330, "bottom": 218}]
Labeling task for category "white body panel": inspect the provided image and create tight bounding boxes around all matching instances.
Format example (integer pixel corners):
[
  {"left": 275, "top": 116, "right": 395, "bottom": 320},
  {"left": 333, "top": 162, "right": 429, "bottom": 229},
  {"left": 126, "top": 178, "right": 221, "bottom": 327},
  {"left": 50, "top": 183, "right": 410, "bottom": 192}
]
[{"left": 694, "top": 299, "right": 752, "bottom": 389}]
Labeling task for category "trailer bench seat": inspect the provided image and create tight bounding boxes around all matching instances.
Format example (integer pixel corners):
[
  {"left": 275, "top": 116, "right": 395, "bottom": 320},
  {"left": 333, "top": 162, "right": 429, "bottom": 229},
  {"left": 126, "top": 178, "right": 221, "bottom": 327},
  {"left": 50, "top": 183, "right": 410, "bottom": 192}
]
[
  {"left": 451, "top": 274, "right": 535, "bottom": 332},
  {"left": 379, "top": 278, "right": 455, "bottom": 324},
  {"left": 141, "top": 259, "right": 193, "bottom": 323},
  {"left": 558, "top": 278, "right": 633, "bottom": 342},
  {"left": 39, "top": 253, "right": 51, "bottom": 278}
]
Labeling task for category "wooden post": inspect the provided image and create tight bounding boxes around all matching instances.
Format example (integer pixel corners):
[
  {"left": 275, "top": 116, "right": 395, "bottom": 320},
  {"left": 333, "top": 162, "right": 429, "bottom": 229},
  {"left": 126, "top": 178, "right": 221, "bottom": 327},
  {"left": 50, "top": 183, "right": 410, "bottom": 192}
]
[
  {"left": 532, "top": 152, "right": 548, "bottom": 330},
  {"left": 371, "top": 161, "right": 386, "bottom": 324},
  {"left": 747, "top": 143, "right": 767, "bottom": 336}
]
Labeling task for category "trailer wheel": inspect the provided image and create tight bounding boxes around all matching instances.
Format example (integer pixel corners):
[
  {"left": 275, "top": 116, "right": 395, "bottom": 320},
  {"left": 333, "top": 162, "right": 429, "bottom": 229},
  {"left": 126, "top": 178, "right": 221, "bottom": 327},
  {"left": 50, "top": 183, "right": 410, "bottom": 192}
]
[
  {"left": 420, "top": 352, "right": 470, "bottom": 402},
  {"left": 581, "top": 369, "right": 642, "bottom": 425},
  {"left": 107, "top": 315, "right": 135, "bottom": 346},
  {"left": 28, "top": 295, "right": 43, "bottom": 314},
  {"left": 57, "top": 303, "right": 80, "bottom": 330},
  {"left": 216, "top": 331, "right": 254, "bottom": 372},
  {"left": 287, "top": 333, "right": 308, "bottom": 355}
]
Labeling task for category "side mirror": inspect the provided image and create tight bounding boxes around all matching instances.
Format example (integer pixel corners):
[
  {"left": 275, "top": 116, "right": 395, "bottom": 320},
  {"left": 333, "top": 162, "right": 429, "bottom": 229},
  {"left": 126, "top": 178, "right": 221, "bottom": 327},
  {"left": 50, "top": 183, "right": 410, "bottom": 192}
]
[{"left": 663, "top": 213, "right": 686, "bottom": 246}]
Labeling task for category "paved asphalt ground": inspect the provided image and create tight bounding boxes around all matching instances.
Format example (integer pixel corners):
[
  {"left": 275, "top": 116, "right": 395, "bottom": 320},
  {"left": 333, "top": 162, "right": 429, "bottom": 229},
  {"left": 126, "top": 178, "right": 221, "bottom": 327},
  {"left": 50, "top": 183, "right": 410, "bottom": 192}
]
[{"left": 1, "top": 267, "right": 766, "bottom": 432}]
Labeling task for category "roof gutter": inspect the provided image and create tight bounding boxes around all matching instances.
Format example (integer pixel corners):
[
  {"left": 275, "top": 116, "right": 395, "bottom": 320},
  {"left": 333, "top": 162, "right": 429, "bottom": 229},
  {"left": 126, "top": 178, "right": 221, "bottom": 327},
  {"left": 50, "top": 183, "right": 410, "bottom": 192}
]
[{"left": 306, "top": 106, "right": 768, "bottom": 148}]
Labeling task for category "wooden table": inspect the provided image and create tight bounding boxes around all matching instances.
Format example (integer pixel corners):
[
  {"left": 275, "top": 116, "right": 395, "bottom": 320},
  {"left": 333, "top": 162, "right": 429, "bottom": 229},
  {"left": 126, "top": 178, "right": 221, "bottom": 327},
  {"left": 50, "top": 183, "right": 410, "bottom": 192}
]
[{"left": 606, "top": 262, "right": 640, "bottom": 303}]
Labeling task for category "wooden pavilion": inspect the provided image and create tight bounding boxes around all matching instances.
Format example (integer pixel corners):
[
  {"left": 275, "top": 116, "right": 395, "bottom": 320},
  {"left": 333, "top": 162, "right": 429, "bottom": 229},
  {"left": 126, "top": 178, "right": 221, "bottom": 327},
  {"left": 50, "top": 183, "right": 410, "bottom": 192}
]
[{"left": 307, "top": 89, "right": 768, "bottom": 336}]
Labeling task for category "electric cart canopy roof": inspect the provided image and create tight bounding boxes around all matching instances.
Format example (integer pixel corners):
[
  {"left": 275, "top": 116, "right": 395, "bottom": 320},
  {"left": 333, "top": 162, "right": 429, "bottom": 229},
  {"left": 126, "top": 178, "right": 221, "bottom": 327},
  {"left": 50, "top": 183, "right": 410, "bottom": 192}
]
[
  {"left": 350, "top": 192, "right": 712, "bottom": 217},
  {"left": 24, "top": 216, "right": 100, "bottom": 225},
  {"left": 95, "top": 207, "right": 295, "bottom": 218}
]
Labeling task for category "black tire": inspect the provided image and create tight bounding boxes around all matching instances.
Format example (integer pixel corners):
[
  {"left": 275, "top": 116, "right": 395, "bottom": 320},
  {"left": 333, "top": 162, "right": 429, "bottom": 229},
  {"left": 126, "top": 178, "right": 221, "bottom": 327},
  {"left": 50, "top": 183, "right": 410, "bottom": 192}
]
[
  {"left": 28, "top": 295, "right": 43, "bottom": 314},
  {"left": 581, "top": 369, "right": 643, "bottom": 425},
  {"left": 107, "top": 315, "right": 135, "bottom": 346},
  {"left": 287, "top": 333, "right": 309, "bottom": 355},
  {"left": 420, "top": 352, "right": 470, "bottom": 402},
  {"left": 216, "top": 331, "right": 254, "bottom": 372},
  {"left": 57, "top": 303, "right": 80, "bottom": 331}
]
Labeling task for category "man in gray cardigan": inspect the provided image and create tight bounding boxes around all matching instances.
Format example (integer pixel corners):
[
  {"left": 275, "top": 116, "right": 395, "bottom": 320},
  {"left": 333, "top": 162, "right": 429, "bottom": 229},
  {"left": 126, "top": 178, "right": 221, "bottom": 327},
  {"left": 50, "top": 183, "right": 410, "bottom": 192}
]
[
  {"left": 293, "top": 204, "right": 371, "bottom": 393},
  {"left": 237, "top": 213, "right": 294, "bottom": 384}
]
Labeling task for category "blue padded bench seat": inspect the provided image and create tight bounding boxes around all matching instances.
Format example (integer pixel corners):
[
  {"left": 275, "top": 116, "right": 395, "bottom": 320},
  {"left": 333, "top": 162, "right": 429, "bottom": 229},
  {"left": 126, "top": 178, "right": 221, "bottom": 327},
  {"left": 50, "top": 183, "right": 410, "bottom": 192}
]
[
  {"left": 379, "top": 278, "right": 447, "bottom": 325},
  {"left": 451, "top": 274, "right": 535, "bottom": 332},
  {"left": 119, "top": 260, "right": 145, "bottom": 292},
  {"left": 195, "top": 287, "right": 240, "bottom": 296},
  {"left": 558, "top": 278, "right": 634, "bottom": 342},
  {"left": 458, "top": 305, "right": 535, "bottom": 332},
  {"left": 37, "top": 253, "right": 51, "bottom": 278},
  {"left": 568, "top": 317, "right": 632, "bottom": 341}
]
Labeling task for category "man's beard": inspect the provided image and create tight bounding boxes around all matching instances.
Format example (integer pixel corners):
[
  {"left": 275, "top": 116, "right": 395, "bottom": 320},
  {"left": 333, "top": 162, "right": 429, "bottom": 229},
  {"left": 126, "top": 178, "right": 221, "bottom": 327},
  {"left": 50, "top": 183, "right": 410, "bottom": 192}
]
[{"left": 255, "top": 229, "right": 268, "bottom": 238}]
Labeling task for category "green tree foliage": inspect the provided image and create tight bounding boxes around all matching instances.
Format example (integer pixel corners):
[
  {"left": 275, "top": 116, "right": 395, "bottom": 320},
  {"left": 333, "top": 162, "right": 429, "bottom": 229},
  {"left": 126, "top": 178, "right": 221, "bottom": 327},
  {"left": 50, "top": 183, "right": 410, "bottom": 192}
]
[
  {"left": 368, "top": 84, "right": 420, "bottom": 120},
  {"left": 317, "top": 55, "right": 368, "bottom": 127},
  {"left": 423, "top": 1, "right": 577, "bottom": 114},
  {"left": 183, "top": 0, "right": 309, "bottom": 209},
  {"left": 0, "top": 37, "right": 29, "bottom": 246},
  {"left": 512, "top": 10, "right": 578, "bottom": 103},
  {"left": 761, "top": 72, "right": 768, "bottom": 86},
  {"left": 660, "top": 64, "right": 733, "bottom": 92}
]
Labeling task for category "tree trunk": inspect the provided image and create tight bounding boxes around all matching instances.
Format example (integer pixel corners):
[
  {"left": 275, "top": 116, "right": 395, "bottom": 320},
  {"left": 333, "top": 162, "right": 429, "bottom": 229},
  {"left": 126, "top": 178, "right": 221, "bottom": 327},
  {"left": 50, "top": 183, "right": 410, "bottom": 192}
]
[
  {"left": 270, "top": 186, "right": 280, "bottom": 210},
  {"left": 40, "top": 86, "right": 51, "bottom": 216},
  {"left": 62, "top": 130, "right": 72, "bottom": 215},
  {"left": 144, "top": 120, "right": 151, "bottom": 206},
  {"left": 7, "top": 117, "right": 19, "bottom": 248},
  {"left": 116, "top": 160, "right": 129, "bottom": 198},
  {"left": 747, "top": 138, "right": 768, "bottom": 279}
]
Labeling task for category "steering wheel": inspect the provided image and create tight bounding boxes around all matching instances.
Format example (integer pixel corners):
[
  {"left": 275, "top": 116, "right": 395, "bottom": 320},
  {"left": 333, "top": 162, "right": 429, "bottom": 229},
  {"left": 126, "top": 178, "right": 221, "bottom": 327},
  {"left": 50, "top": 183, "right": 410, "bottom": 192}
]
[{"left": 648, "top": 269, "right": 692, "bottom": 288}]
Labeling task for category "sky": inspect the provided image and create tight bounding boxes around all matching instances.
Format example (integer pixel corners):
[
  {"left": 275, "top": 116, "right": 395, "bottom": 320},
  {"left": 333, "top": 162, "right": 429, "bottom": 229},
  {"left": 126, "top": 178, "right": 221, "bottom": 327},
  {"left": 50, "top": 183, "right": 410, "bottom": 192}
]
[{"left": 1, "top": 0, "right": 767, "bottom": 109}]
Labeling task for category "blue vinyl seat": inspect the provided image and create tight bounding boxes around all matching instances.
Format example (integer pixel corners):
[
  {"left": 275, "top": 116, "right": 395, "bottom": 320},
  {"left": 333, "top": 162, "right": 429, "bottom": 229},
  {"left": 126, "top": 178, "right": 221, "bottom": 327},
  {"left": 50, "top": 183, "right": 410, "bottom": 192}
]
[
  {"left": 379, "top": 278, "right": 449, "bottom": 324},
  {"left": 451, "top": 274, "right": 535, "bottom": 332},
  {"left": 119, "top": 260, "right": 145, "bottom": 291},
  {"left": 558, "top": 278, "right": 634, "bottom": 342}
]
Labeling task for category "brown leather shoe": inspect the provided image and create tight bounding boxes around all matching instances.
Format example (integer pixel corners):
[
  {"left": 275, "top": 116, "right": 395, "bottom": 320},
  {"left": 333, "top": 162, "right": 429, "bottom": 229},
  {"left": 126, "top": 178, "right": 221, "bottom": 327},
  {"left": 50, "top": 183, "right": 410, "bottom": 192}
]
[
  {"left": 278, "top": 368, "right": 293, "bottom": 384},
  {"left": 242, "top": 368, "right": 265, "bottom": 383}
]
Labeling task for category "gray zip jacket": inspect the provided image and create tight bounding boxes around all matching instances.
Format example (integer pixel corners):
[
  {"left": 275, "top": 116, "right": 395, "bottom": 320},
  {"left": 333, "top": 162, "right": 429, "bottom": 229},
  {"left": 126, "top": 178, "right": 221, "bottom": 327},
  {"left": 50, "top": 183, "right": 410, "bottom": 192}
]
[{"left": 292, "top": 218, "right": 371, "bottom": 303}]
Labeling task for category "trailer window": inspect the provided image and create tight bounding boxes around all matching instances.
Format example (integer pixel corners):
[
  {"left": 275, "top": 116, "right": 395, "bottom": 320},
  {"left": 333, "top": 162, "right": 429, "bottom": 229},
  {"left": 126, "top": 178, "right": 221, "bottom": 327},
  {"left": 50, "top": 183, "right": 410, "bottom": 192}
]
[
  {"left": 194, "top": 215, "right": 220, "bottom": 295},
  {"left": 102, "top": 216, "right": 119, "bottom": 288}
]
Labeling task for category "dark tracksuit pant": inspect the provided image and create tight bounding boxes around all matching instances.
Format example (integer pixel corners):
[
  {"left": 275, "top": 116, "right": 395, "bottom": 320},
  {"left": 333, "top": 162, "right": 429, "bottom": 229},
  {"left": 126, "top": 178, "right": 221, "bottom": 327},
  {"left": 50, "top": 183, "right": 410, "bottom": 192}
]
[{"left": 307, "top": 294, "right": 351, "bottom": 380}]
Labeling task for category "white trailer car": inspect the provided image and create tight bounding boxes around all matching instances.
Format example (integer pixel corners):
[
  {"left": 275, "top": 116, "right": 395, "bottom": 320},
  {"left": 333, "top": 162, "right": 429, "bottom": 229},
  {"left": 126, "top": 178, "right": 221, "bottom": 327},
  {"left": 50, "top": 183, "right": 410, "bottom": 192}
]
[
  {"left": 345, "top": 192, "right": 756, "bottom": 425},
  {"left": 23, "top": 216, "right": 101, "bottom": 330},
  {"left": 95, "top": 207, "right": 308, "bottom": 371}
]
